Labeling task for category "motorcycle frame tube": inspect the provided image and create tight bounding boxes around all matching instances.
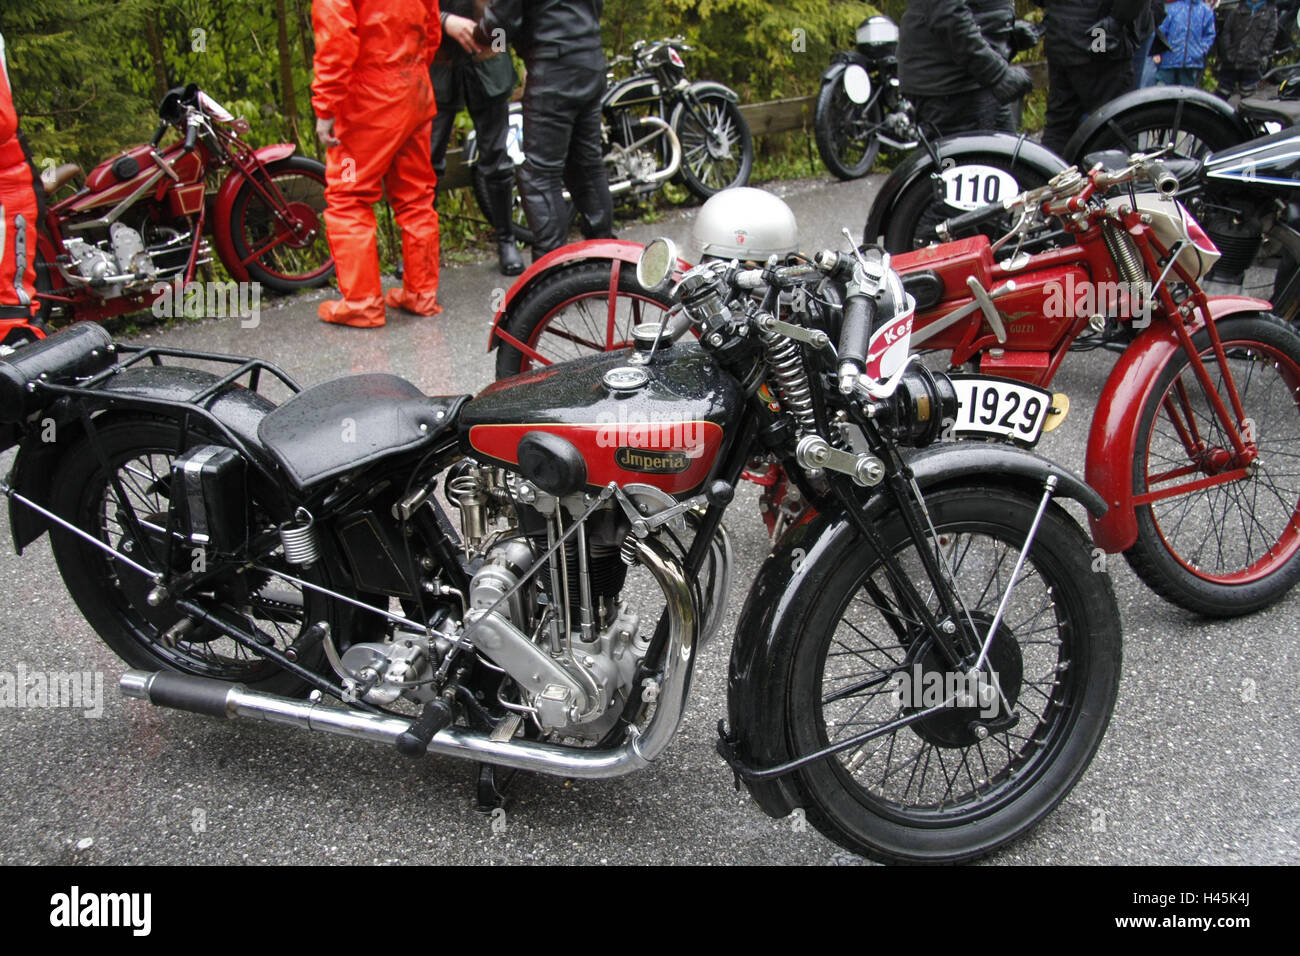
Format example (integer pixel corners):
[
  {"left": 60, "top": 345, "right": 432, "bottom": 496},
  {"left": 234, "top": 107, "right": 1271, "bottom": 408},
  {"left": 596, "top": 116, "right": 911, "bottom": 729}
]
[
  {"left": 486, "top": 239, "right": 690, "bottom": 354},
  {"left": 209, "top": 142, "right": 300, "bottom": 283},
  {"left": 1085, "top": 292, "right": 1273, "bottom": 553}
]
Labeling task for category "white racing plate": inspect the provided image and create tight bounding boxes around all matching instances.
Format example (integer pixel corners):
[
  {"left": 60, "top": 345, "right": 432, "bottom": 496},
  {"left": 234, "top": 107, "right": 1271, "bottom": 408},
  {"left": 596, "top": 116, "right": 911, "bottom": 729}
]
[{"left": 950, "top": 374, "right": 1054, "bottom": 445}]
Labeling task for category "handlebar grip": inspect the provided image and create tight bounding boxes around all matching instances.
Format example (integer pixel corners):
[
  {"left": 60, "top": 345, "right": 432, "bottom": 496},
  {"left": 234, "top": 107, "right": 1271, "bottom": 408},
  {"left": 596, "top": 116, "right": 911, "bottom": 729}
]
[
  {"left": 1146, "top": 160, "right": 1179, "bottom": 196},
  {"left": 150, "top": 123, "right": 168, "bottom": 147},
  {"left": 183, "top": 121, "right": 199, "bottom": 151},
  {"left": 933, "top": 201, "right": 1006, "bottom": 241},
  {"left": 838, "top": 294, "right": 877, "bottom": 369}
]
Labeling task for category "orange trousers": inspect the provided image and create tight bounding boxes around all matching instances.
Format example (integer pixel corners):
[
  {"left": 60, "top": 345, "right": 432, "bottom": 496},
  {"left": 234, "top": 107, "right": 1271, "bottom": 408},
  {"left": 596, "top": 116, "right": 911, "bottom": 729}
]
[{"left": 323, "top": 74, "right": 440, "bottom": 314}]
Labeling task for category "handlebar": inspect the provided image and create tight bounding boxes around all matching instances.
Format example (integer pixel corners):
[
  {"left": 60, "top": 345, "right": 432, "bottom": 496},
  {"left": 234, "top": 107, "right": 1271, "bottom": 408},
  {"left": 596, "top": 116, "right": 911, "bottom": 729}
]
[
  {"left": 183, "top": 118, "right": 199, "bottom": 152},
  {"left": 150, "top": 122, "right": 168, "bottom": 148},
  {"left": 933, "top": 200, "right": 1011, "bottom": 242}
]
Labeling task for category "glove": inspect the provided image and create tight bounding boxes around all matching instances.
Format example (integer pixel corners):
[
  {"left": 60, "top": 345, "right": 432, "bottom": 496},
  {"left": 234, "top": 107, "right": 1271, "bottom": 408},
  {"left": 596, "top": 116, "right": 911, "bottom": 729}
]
[
  {"left": 990, "top": 65, "right": 1033, "bottom": 104},
  {"left": 1088, "top": 17, "right": 1122, "bottom": 54},
  {"left": 1010, "top": 20, "right": 1042, "bottom": 54}
]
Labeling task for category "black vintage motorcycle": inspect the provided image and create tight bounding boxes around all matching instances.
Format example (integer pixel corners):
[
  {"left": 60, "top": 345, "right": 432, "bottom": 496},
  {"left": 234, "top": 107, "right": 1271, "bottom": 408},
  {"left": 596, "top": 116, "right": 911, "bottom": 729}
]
[
  {"left": 466, "top": 36, "right": 753, "bottom": 244},
  {"left": 0, "top": 237, "right": 1120, "bottom": 863},
  {"left": 815, "top": 14, "right": 1040, "bottom": 182}
]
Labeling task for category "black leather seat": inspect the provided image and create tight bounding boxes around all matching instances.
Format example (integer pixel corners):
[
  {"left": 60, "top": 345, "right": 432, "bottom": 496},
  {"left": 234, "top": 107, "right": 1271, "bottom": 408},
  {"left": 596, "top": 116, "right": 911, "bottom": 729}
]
[{"left": 257, "top": 373, "right": 468, "bottom": 491}]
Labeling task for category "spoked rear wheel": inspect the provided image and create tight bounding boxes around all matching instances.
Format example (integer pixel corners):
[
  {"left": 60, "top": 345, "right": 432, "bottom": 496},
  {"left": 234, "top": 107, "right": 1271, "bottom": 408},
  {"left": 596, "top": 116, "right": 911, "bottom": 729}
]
[
  {"left": 49, "top": 417, "right": 350, "bottom": 694},
  {"left": 1127, "top": 314, "right": 1300, "bottom": 615},
  {"left": 493, "top": 260, "right": 676, "bottom": 378},
  {"left": 784, "top": 489, "right": 1121, "bottom": 863}
]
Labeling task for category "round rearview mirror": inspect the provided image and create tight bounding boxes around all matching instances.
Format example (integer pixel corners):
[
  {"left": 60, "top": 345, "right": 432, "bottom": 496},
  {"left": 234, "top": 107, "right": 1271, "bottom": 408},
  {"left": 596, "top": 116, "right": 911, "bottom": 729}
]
[{"left": 636, "top": 237, "right": 678, "bottom": 291}]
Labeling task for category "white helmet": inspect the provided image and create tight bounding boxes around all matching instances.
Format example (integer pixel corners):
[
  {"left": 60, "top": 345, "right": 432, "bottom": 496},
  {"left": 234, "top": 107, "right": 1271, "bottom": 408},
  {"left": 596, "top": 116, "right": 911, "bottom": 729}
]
[{"left": 690, "top": 187, "right": 798, "bottom": 262}]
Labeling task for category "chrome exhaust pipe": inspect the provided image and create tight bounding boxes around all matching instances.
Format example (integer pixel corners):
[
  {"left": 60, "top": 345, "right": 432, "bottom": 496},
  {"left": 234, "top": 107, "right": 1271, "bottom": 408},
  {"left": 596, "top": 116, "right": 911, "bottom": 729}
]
[
  {"left": 119, "top": 539, "right": 698, "bottom": 779},
  {"left": 606, "top": 117, "right": 682, "bottom": 197}
]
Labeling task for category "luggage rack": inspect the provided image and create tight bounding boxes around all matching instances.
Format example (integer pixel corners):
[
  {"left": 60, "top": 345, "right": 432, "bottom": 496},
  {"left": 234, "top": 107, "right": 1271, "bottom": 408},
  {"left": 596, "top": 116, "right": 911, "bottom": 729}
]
[{"left": 30, "top": 341, "right": 303, "bottom": 484}]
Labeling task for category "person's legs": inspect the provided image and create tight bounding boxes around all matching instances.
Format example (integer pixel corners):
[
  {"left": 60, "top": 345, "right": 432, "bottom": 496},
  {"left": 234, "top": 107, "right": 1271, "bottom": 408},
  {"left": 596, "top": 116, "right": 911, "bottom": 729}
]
[
  {"left": 1041, "top": 60, "right": 1084, "bottom": 156},
  {"left": 914, "top": 89, "right": 1006, "bottom": 138},
  {"left": 322, "top": 78, "right": 430, "bottom": 326},
  {"left": 428, "top": 67, "right": 465, "bottom": 187},
  {"left": 517, "top": 60, "right": 582, "bottom": 260},
  {"left": 384, "top": 116, "right": 442, "bottom": 315},
  {"left": 562, "top": 66, "right": 613, "bottom": 240},
  {"left": 465, "top": 80, "right": 524, "bottom": 275}
]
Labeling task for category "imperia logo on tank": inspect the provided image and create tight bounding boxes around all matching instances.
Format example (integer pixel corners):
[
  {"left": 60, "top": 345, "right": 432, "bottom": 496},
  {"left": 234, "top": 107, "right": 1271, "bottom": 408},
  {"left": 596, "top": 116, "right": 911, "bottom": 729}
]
[{"left": 614, "top": 446, "right": 691, "bottom": 474}]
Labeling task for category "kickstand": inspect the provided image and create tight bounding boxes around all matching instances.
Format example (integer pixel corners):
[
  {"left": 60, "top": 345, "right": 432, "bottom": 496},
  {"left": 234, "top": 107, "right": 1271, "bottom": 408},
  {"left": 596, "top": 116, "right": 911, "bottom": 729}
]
[{"left": 475, "top": 762, "right": 518, "bottom": 813}]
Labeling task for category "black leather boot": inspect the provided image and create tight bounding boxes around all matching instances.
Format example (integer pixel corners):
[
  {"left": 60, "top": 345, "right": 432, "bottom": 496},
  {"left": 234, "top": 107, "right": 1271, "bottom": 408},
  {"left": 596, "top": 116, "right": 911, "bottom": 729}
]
[{"left": 484, "top": 177, "right": 525, "bottom": 276}]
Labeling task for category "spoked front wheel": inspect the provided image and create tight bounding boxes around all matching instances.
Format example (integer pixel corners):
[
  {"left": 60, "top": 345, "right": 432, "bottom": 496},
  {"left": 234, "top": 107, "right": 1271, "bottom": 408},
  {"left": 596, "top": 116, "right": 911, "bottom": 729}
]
[
  {"left": 672, "top": 93, "right": 753, "bottom": 200},
  {"left": 1127, "top": 314, "right": 1300, "bottom": 616},
  {"left": 813, "top": 75, "right": 882, "bottom": 181},
  {"left": 782, "top": 488, "right": 1121, "bottom": 863}
]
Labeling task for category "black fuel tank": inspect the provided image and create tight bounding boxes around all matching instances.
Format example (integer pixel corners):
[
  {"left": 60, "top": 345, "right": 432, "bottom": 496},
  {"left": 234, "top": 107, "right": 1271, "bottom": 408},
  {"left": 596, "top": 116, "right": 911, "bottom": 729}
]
[{"left": 459, "top": 343, "right": 741, "bottom": 497}]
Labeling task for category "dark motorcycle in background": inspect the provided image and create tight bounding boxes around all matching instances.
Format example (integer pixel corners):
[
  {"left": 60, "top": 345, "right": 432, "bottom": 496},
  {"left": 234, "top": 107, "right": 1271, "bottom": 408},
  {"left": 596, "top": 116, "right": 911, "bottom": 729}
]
[
  {"left": 35, "top": 84, "right": 333, "bottom": 323},
  {"left": 466, "top": 37, "right": 753, "bottom": 245},
  {"left": 814, "top": 13, "right": 1041, "bottom": 182},
  {"left": 0, "top": 219, "right": 1121, "bottom": 862}
]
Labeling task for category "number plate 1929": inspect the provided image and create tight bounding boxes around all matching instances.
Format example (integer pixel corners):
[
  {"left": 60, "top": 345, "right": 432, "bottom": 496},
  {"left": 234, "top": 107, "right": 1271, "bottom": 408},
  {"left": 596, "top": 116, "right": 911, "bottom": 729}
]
[{"left": 950, "top": 375, "right": 1053, "bottom": 445}]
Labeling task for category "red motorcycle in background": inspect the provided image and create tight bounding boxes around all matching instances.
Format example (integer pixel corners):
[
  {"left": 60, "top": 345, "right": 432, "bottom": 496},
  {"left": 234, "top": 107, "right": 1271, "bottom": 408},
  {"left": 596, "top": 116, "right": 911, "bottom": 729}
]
[
  {"left": 36, "top": 84, "right": 333, "bottom": 323},
  {"left": 488, "top": 154, "right": 1300, "bottom": 619}
]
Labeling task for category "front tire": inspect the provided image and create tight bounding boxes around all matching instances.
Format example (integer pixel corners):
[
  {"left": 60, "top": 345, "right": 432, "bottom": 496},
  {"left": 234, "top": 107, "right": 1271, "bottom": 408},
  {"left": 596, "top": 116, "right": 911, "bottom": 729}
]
[
  {"left": 880, "top": 153, "right": 1055, "bottom": 253},
  {"left": 673, "top": 93, "right": 753, "bottom": 200},
  {"left": 1126, "top": 314, "right": 1300, "bottom": 616},
  {"left": 814, "top": 76, "right": 882, "bottom": 181},
  {"left": 777, "top": 489, "right": 1121, "bottom": 863}
]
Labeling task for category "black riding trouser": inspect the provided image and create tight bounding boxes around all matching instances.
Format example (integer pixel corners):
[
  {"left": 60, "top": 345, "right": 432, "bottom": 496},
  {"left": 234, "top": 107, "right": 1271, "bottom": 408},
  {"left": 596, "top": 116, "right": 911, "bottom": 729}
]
[
  {"left": 429, "top": 64, "right": 514, "bottom": 200},
  {"left": 517, "top": 59, "right": 614, "bottom": 258},
  {"left": 1041, "top": 58, "right": 1135, "bottom": 157}
]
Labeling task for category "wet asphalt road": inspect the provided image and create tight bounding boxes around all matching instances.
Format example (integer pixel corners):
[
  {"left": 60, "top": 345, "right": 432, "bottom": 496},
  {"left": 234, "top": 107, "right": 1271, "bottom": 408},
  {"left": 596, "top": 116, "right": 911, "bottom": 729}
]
[{"left": 0, "top": 173, "right": 1295, "bottom": 866}]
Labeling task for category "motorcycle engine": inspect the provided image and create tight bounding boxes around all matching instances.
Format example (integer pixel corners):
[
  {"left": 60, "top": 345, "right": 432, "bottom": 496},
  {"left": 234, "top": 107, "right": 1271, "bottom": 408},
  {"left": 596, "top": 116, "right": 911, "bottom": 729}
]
[{"left": 1200, "top": 203, "right": 1264, "bottom": 283}]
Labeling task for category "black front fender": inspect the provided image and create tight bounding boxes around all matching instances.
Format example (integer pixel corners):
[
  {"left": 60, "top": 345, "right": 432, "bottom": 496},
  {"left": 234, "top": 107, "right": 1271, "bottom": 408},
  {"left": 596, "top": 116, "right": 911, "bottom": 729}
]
[
  {"left": 862, "top": 133, "right": 1067, "bottom": 246},
  {"left": 820, "top": 51, "right": 869, "bottom": 83},
  {"left": 726, "top": 443, "right": 1103, "bottom": 817},
  {"left": 7, "top": 366, "right": 277, "bottom": 554},
  {"left": 682, "top": 80, "right": 739, "bottom": 104}
]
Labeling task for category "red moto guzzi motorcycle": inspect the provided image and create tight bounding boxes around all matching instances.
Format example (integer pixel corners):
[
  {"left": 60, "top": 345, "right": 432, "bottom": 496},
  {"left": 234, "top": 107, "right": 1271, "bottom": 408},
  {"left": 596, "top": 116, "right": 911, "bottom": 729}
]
[
  {"left": 36, "top": 84, "right": 332, "bottom": 323},
  {"left": 488, "top": 155, "right": 1300, "bottom": 618}
]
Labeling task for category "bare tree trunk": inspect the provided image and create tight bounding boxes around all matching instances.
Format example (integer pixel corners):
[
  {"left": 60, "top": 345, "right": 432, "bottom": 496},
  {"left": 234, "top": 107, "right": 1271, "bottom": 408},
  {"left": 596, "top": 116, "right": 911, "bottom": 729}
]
[
  {"left": 144, "top": 6, "right": 169, "bottom": 104},
  {"left": 274, "top": 0, "right": 300, "bottom": 146}
]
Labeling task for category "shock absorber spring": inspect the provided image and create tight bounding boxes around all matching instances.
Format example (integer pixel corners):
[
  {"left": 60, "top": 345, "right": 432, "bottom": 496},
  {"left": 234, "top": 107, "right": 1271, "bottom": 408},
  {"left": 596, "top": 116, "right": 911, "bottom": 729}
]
[
  {"left": 1103, "top": 221, "right": 1149, "bottom": 305},
  {"left": 760, "top": 329, "right": 818, "bottom": 435}
]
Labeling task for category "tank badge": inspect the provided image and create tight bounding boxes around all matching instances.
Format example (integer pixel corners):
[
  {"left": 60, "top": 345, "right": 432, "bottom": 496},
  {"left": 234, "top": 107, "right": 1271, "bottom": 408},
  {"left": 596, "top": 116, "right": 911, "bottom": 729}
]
[
  {"left": 603, "top": 366, "right": 649, "bottom": 391},
  {"left": 615, "top": 447, "right": 690, "bottom": 474}
]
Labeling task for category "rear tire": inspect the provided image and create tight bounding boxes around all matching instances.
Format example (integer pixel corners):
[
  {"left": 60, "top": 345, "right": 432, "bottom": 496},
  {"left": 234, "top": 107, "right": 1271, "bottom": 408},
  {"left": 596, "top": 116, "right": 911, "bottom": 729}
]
[
  {"left": 48, "top": 417, "right": 350, "bottom": 695},
  {"left": 1066, "top": 102, "right": 1242, "bottom": 166},
  {"left": 229, "top": 156, "right": 334, "bottom": 294}
]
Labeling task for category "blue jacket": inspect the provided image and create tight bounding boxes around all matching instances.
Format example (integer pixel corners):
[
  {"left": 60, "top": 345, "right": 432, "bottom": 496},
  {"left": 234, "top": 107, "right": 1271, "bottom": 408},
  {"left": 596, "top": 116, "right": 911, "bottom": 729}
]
[{"left": 1158, "top": 0, "right": 1217, "bottom": 67}]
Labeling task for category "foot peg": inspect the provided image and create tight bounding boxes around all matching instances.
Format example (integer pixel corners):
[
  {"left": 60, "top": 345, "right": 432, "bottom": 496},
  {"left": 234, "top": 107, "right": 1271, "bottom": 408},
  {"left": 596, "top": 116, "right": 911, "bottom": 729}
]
[{"left": 396, "top": 698, "right": 455, "bottom": 757}]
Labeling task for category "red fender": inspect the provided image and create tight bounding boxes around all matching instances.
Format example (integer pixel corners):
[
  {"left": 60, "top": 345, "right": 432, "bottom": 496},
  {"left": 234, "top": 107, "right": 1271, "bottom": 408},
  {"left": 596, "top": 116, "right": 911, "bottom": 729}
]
[
  {"left": 1086, "top": 295, "right": 1274, "bottom": 553},
  {"left": 487, "top": 238, "right": 692, "bottom": 351},
  {"left": 210, "top": 144, "right": 299, "bottom": 283}
]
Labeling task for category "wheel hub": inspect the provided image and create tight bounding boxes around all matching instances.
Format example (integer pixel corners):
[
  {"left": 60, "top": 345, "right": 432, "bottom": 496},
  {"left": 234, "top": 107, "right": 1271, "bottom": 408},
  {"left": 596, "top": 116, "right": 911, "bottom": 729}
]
[{"left": 902, "top": 612, "right": 1024, "bottom": 749}]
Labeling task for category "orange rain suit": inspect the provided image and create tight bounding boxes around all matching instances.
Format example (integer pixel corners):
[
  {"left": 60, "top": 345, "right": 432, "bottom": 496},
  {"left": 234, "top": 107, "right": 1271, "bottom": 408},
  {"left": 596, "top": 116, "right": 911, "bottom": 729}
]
[
  {"left": 0, "top": 32, "right": 42, "bottom": 344},
  {"left": 311, "top": 0, "right": 443, "bottom": 327}
]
